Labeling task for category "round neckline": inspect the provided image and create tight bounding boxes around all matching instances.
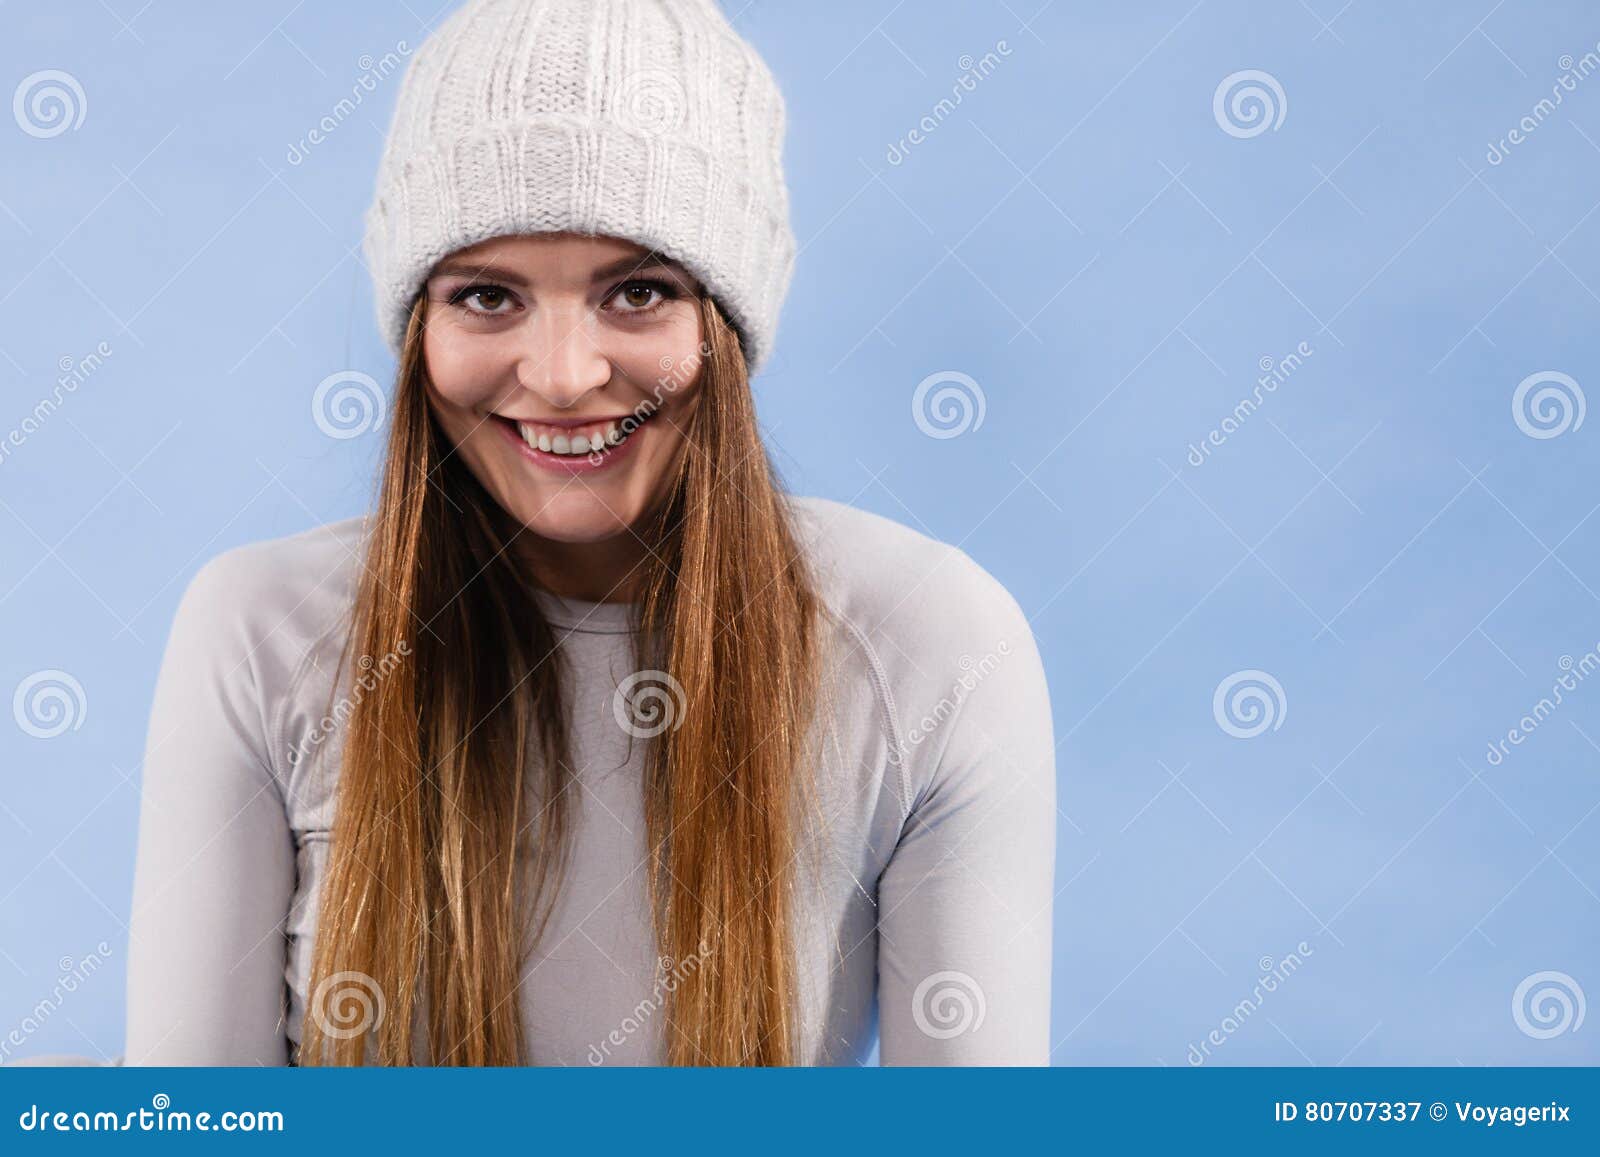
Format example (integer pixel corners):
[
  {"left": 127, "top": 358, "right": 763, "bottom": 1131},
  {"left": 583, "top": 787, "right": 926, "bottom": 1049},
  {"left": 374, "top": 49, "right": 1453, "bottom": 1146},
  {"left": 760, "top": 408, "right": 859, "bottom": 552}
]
[{"left": 529, "top": 586, "right": 639, "bottom": 634}]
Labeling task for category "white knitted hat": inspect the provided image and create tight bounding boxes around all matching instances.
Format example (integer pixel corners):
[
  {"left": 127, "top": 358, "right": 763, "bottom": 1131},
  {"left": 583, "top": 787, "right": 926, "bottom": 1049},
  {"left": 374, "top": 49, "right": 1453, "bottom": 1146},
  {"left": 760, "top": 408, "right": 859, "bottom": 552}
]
[{"left": 363, "top": 0, "right": 796, "bottom": 374}]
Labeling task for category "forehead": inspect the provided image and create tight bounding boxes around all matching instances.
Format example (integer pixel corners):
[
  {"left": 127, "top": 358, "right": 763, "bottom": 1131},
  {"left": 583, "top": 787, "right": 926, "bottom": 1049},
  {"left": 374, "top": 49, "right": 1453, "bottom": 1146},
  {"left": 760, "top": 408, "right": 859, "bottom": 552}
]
[{"left": 429, "top": 232, "right": 695, "bottom": 285}]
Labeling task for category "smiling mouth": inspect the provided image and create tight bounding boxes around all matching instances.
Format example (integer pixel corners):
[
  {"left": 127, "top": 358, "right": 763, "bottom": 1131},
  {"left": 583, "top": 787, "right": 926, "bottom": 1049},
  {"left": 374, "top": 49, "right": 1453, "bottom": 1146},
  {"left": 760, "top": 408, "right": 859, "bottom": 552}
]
[{"left": 492, "top": 409, "right": 659, "bottom": 456}]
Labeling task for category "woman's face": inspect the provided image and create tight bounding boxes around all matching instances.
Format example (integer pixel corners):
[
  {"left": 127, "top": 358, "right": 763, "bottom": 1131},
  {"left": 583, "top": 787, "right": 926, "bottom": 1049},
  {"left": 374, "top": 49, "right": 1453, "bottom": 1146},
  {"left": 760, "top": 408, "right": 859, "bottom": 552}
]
[{"left": 421, "top": 232, "right": 707, "bottom": 551}]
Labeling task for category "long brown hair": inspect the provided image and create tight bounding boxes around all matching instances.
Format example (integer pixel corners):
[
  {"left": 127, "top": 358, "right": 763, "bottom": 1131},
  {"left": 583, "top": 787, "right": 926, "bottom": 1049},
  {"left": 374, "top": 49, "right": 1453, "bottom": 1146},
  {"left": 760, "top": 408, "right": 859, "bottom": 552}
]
[{"left": 299, "top": 288, "right": 825, "bottom": 1066}]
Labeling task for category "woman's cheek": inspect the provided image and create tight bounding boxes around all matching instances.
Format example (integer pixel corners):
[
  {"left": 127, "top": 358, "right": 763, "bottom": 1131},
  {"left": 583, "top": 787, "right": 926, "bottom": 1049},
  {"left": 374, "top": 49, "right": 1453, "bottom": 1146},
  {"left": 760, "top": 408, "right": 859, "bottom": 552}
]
[
  {"left": 424, "top": 343, "right": 499, "bottom": 410},
  {"left": 430, "top": 374, "right": 480, "bottom": 409},
  {"left": 612, "top": 312, "right": 700, "bottom": 375}
]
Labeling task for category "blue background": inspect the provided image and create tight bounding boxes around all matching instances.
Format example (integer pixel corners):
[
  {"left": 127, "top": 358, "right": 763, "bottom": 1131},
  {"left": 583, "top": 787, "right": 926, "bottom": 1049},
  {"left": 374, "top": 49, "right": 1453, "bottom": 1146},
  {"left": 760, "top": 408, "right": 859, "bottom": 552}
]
[{"left": 1, "top": 0, "right": 1596, "bottom": 1066}]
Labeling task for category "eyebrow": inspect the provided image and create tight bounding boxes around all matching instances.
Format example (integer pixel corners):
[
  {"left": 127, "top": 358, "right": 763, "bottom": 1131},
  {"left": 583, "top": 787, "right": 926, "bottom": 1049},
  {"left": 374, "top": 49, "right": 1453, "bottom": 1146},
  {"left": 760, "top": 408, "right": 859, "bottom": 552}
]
[{"left": 429, "top": 249, "right": 690, "bottom": 286}]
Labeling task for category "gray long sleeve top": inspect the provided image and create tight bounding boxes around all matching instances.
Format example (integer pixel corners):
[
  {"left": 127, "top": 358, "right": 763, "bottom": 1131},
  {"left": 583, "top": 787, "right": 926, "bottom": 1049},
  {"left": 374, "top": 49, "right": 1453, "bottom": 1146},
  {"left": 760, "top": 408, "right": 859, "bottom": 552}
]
[{"left": 123, "top": 494, "right": 1057, "bottom": 1065}]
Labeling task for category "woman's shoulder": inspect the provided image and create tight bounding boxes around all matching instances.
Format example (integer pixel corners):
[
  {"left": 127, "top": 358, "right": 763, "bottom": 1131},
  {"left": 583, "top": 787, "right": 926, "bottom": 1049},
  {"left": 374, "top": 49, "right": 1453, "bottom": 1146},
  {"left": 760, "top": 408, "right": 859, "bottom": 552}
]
[
  {"left": 783, "top": 494, "right": 1052, "bottom": 824},
  {"left": 144, "top": 516, "right": 370, "bottom": 823},
  {"left": 783, "top": 493, "right": 1036, "bottom": 665},
  {"left": 180, "top": 515, "right": 367, "bottom": 642},
  {"left": 165, "top": 516, "right": 368, "bottom": 729}
]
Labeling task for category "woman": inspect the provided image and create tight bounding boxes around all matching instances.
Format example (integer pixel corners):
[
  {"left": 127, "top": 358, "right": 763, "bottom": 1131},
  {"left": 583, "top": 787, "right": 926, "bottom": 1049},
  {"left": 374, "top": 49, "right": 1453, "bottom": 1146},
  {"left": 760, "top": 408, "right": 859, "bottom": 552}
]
[{"left": 124, "top": 0, "right": 1056, "bottom": 1066}]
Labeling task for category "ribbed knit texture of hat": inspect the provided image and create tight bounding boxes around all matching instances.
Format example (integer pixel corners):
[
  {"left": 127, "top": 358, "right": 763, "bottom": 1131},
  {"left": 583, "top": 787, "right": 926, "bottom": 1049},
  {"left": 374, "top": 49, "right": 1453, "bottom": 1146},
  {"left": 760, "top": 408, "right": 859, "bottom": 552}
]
[{"left": 363, "top": 0, "right": 796, "bottom": 374}]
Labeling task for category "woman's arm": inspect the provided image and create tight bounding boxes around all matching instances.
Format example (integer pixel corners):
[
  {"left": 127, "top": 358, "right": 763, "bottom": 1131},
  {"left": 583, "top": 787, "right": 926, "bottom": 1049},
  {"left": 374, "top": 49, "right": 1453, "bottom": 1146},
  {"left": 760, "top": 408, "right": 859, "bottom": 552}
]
[
  {"left": 875, "top": 575, "right": 1058, "bottom": 1065},
  {"left": 124, "top": 552, "right": 295, "bottom": 1065}
]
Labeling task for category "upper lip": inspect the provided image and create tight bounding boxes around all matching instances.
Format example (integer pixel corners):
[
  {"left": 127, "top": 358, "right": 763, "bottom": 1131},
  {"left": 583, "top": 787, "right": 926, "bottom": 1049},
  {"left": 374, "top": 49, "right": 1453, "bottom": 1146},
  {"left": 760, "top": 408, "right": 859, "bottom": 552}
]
[{"left": 495, "top": 413, "right": 641, "bottom": 429}]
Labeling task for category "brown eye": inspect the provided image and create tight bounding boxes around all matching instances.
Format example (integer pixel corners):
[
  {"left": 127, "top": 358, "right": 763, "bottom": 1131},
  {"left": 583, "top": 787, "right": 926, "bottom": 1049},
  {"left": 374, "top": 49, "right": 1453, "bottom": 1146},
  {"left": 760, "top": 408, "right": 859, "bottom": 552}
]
[
  {"left": 449, "top": 284, "right": 515, "bottom": 315},
  {"left": 609, "top": 279, "right": 677, "bottom": 315}
]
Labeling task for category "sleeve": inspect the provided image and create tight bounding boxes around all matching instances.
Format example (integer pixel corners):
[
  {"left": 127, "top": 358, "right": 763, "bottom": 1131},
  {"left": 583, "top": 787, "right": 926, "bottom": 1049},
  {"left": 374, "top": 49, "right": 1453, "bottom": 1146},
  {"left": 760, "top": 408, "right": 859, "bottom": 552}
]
[
  {"left": 874, "top": 575, "right": 1057, "bottom": 1065},
  {"left": 123, "top": 552, "right": 296, "bottom": 1065}
]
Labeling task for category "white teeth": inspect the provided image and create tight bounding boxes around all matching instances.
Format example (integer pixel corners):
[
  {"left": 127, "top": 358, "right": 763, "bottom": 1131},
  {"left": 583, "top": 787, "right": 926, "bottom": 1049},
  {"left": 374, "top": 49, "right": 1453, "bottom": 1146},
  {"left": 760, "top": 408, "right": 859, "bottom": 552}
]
[{"left": 516, "top": 416, "right": 643, "bottom": 456}]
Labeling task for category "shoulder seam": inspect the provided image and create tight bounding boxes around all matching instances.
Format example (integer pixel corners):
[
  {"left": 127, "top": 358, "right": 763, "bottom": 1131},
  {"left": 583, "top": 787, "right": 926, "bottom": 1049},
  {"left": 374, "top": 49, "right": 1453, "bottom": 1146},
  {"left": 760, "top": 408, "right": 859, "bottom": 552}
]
[
  {"left": 822, "top": 602, "right": 914, "bottom": 827},
  {"left": 265, "top": 534, "right": 360, "bottom": 799},
  {"left": 909, "top": 541, "right": 1039, "bottom": 816},
  {"left": 183, "top": 554, "right": 288, "bottom": 812},
  {"left": 269, "top": 600, "right": 356, "bottom": 794}
]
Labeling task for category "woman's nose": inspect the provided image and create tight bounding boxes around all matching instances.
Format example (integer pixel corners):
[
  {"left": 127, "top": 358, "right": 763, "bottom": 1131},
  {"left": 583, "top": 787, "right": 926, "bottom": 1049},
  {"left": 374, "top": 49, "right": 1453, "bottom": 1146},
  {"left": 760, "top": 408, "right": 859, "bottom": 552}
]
[{"left": 514, "top": 301, "right": 611, "bottom": 406}]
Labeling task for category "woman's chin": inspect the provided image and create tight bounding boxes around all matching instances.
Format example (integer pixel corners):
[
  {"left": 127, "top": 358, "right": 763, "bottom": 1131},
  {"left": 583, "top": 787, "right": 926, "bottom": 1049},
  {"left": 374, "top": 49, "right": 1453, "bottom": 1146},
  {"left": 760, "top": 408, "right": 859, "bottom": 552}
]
[{"left": 515, "top": 499, "right": 641, "bottom": 545}]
